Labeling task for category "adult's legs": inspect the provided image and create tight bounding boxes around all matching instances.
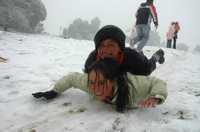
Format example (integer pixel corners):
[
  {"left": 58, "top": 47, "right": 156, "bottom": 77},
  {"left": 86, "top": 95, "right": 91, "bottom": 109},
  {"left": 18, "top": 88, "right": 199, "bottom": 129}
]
[
  {"left": 167, "top": 39, "right": 172, "bottom": 48},
  {"left": 136, "top": 25, "right": 150, "bottom": 51},
  {"left": 130, "top": 25, "right": 143, "bottom": 48},
  {"left": 173, "top": 37, "right": 177, "bottom": 49}
]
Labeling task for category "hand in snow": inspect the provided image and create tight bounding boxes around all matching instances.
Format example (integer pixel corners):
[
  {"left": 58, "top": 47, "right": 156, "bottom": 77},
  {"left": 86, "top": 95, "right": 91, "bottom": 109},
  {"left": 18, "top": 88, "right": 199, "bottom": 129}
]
[
  {"left": 138, "top": 97, "right": 160, "bottom": 108},
  {"left": 32, "top": 90, "right": 58, "bottom": 100}
]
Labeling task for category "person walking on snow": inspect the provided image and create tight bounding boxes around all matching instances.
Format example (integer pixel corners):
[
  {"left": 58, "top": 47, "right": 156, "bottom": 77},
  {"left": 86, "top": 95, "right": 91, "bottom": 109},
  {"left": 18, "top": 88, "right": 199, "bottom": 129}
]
[
  {"left": 166, "top": 22, "right": 176, "bottom": 48},
  {"left": 32, "top": 58, "right": 167, "bottom": 113},
  {"left": 130, "top": 0, "right": 158, "bottom": 52}
]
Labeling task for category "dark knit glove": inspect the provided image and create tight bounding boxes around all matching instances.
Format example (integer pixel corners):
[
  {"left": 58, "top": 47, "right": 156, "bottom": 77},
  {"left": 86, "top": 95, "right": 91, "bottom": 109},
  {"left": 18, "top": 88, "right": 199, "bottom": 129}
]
[
  {"left": 152, "top": 49, "right": 165, "bottom": 64},
  {"left": 32, "top": 90, "right": 58, "bottom": 100}
]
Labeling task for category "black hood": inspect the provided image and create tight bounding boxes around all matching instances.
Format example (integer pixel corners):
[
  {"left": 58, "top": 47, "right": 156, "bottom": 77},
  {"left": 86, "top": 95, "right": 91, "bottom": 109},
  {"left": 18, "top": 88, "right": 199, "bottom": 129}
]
[{"left": 94, "top": 25, "right": 126, "bottom": 51}]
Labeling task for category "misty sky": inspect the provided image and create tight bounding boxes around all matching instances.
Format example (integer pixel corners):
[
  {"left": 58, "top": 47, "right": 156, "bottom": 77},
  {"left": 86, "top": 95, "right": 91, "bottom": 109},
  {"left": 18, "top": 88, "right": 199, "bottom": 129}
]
[{"left": 41, "top": 0, "right": 199, "bottom": 46}]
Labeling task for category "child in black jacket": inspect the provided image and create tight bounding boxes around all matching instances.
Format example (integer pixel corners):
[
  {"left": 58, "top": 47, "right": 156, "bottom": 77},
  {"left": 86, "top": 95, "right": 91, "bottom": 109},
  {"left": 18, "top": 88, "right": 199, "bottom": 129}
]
[{"left": 84, "top": 25, "right": 164, "bottom": 75}]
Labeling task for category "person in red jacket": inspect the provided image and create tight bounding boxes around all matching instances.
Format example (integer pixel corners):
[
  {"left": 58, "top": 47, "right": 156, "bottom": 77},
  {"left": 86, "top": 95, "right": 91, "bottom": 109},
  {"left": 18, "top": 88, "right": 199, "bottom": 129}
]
[{"left": 166, "top": 22, "right": 176, "bottom": 48}]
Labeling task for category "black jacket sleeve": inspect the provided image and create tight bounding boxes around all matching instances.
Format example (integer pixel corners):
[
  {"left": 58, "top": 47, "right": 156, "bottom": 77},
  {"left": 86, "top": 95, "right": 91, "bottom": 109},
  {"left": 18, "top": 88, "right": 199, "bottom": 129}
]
[
  {"left": 121, "top": 48, "right": 156, "bottom": 75},
  {"left": 84, "top": 48, "right": 157, "bottom": 75}
]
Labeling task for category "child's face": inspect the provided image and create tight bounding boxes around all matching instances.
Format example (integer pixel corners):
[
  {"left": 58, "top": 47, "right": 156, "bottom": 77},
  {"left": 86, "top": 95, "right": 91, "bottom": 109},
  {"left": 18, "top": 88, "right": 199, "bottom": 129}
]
[
  {"left": 88, "top": 70, "right": 114, "bottom": 101},
  {"left": 97, "top": 39, "right": 122, "bottom": 59}
]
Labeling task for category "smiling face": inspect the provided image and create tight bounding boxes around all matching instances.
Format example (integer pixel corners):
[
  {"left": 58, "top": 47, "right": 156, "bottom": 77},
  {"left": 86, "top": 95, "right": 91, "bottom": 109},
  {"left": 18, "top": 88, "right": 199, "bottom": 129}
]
[
  {"left": 97, "top": 39, "right": 122, "bottom": 60},
  {"left": 88, "top": 69, "right": 114, "bottom": 102}
]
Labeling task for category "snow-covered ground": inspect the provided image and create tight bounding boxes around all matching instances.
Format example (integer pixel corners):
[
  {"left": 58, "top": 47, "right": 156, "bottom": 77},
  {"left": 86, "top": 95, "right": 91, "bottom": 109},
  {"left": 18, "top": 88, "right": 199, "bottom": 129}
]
[{"left": 0, "top": 31, "right": 200, "bottom": 132}]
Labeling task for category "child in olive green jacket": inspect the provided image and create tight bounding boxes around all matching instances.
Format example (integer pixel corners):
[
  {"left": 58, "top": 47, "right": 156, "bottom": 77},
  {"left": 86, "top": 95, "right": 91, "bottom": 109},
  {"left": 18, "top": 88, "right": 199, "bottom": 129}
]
[{"left": 33, "top": 58, "right": 167, "bottom": 112}]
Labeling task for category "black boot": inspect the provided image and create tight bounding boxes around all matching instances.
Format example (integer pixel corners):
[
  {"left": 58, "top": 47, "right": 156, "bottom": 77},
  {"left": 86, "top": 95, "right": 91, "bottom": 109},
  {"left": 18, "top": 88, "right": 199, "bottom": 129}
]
[
  {"left": 32, "top": 90, "right": 58, "bottom": 100},
  {"left": 152, "top": 49, "right": 165, "bottom": 64}
]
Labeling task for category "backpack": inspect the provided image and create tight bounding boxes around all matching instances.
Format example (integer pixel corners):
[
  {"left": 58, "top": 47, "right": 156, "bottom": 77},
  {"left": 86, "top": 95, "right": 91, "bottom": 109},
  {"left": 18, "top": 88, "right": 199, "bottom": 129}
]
[{"left": 136, "top": 3, "right": 151, "bottom": 25}]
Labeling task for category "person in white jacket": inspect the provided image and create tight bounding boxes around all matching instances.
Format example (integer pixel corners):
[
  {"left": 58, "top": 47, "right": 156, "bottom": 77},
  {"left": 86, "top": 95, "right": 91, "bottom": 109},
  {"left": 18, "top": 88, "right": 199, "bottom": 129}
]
[{"left": 32, "top": 58, "right": 167, "bottom": 113}]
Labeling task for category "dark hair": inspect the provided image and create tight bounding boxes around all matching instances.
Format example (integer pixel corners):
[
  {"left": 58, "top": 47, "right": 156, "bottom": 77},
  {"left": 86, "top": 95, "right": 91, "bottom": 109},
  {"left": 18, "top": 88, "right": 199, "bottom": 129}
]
[
  {"left": 115, "top": 73, "right": 132, "bottom": 112},
  {"left": 87, "top": 58, "right": 120, "bottom": 80},
  {"left": 87, "top": 58, "right": 135, "bottom": 112}
]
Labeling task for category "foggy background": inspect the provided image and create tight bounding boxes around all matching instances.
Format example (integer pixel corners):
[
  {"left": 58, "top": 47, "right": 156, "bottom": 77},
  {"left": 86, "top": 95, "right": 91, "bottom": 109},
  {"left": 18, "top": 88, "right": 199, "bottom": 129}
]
[{"left": 41, "top": 0, "right": 199, "bottom": 46}]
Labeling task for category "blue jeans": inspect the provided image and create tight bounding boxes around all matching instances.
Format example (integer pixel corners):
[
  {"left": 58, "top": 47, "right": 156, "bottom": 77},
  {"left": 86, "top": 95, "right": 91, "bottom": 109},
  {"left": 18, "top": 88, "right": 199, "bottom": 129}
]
[{"left": 131, "top": 24, "right": 150, "bottom": 51}]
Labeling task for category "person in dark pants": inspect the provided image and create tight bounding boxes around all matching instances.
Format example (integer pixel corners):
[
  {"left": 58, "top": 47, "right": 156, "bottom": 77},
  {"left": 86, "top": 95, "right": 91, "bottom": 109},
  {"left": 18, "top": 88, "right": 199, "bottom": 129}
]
[
  {"left": 32, "top": 25, "right": 167, "bottom": 113},
  {"left": 166, "top": 22, "right": 175, "bottom": 48},
  {"left": 32, "top": 58, "right": 167, "bottom": 113},
  {"left": 173, "top": 35, "right": 177, "bottom": 49},
  {"left": 85, "top": 25, "right": 165, "bottom": 76},
  {"left": 172, "top": 22, "right": 180, "bottom": 49}
]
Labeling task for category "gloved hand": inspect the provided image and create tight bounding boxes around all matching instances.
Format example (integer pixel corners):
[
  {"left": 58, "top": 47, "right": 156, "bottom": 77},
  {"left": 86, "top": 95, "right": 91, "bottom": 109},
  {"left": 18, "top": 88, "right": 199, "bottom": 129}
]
[
  {"left": 32, "top": 90, "right": 58, "bottom": 100},
  {"left": 152, "top": 49, "right": 165, "bottom": 64}
]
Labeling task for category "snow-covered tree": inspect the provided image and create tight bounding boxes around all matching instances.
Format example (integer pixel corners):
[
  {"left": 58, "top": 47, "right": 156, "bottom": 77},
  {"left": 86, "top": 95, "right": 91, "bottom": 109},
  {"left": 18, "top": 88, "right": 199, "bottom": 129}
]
[
  {"left": 34, "top": 22, "right": 44, "bottom": 33},
  {"left": 0, "top": 0, "right": 46, "bottom": 33},
  {"left": 193, "top": 44, "right": 200, "bottom": 53},
  {"left": 62, "top": 17, "right": 101, "bottom": 40}
]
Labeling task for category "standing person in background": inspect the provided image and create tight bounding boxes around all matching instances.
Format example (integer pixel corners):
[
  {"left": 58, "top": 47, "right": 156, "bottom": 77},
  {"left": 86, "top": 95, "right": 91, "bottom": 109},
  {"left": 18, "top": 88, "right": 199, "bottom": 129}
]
[
  {"left": 166, "top": 22, "right": 175, "bottom": 48},
  {"left": 130, "top": 0, "right": 159, "bottom": 53},
  {"left": 173, "top": 22, "right": 180, "bottom": 49}
]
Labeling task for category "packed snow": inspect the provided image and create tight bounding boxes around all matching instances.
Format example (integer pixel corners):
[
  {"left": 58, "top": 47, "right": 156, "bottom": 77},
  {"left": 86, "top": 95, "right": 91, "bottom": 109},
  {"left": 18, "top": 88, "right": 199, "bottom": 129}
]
[{"left": 0, "top": 31, "right": 200, "bottom": 132}]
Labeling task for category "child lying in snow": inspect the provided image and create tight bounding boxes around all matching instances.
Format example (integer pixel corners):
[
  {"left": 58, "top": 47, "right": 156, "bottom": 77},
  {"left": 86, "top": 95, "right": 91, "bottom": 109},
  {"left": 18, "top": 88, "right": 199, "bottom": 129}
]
[{"left": 32, "top": 58, "right": 167, "bottom": 113}]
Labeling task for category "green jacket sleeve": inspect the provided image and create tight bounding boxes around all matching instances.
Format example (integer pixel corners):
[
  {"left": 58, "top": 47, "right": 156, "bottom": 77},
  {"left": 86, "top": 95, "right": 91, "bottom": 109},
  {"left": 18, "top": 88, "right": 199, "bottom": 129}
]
[
  {"left": 128, "top": 74, "right": 167, "bottom": 106},
  {"left": 53, "top": 72, "right": 88, "bottom": 94},
  {"left": 148, "top": 77, "right": 168, "bottom": 104}
]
